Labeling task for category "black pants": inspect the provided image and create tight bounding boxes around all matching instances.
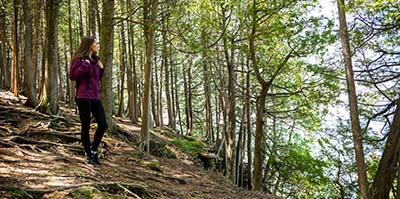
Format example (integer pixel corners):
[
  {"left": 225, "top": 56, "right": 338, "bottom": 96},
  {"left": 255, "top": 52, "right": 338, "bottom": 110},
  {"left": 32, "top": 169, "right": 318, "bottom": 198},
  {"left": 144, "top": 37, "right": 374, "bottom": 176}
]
[{"left": 76, "top": 98, "right": 108, "bottom": 156}]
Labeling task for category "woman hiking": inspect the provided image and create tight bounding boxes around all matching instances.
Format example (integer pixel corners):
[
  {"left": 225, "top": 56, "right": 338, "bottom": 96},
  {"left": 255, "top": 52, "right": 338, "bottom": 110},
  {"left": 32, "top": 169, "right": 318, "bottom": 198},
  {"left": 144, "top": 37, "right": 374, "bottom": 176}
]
[{"left": 69, "top": 36, "right": 108, "bottom": 166}]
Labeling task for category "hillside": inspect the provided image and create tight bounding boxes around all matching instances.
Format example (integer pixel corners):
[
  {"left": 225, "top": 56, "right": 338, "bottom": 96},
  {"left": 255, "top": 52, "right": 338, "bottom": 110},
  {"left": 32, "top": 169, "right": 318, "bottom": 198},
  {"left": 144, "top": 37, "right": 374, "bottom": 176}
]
[{"left": 0, "top": 90, "right": 275, "bottom": 199}]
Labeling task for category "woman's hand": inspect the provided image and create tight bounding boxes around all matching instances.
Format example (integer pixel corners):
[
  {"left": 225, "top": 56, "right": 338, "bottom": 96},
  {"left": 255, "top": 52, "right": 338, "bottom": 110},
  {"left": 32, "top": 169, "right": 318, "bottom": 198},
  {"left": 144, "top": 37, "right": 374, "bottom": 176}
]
[{"left": 98, "top": 60, "right": 104, "bottom": 69}]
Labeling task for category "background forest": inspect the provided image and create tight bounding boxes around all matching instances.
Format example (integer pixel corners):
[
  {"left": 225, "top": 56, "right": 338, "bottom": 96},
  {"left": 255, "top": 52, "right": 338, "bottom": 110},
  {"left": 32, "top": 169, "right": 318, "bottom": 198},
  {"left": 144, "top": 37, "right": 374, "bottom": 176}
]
[{"left": 0, "top": 0, "right": 399, "bottom": 198}]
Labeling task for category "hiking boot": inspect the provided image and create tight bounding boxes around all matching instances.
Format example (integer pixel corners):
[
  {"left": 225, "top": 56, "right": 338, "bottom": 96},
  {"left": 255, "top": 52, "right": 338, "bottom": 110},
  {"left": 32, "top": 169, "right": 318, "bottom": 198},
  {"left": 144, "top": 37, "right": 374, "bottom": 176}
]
[
  {"left": 90, "top": 150, "right": 101, "bottom": 166},
  {"left": 86, "top": 155, "right": 96, "bottom": 166}
]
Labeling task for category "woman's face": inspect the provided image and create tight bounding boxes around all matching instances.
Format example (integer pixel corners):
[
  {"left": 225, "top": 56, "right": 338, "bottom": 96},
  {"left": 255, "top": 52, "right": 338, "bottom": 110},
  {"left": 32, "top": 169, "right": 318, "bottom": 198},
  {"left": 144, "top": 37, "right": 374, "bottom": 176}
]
[{"left": 90, "top": 40, "right": 98, "bottom": 54}]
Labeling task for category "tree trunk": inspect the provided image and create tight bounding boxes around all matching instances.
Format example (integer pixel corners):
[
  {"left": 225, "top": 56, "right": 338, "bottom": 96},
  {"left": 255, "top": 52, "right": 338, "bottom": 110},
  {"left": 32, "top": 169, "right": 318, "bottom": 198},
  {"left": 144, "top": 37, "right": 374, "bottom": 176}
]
[
  {"left": 32, "top": 0, "right": 42, "bottom": 95},
  {"left": 371, "top": 103, "right": 400, "bottom": 198},
  {"left": 184, "top": 58, "right": 193, "bottom": 136},
  {"left": 57, "top": 52, "right": 63, "bottom": 100},
  {"left": 88, "top": 0, "right": 97, "bottom": 37},
  {"left": 151, "top": 60, "right": 158, "bottom": 126},
  {"left": 68, "top": 0, "right": 75, "bottom": 105},
  {"left": 140, "top": 0, "right": 158, "bottom": 152},
  {"left": 22, "top": 0, "right": 38, "bottom": 107},
  {"left": 157, "top": 46, "right": 163, "bottom": 127},
  {"left": 337, "top": 1, "right": 370, "bottom": 198},
  {"left": 127, "top": 17, "right": 138, "bottom": 123},
  {"left": 77, "top": 0, "right": 84, "bottom": 38},
  {"left": 246, "top": 68, "right": 252, "bottom": 190},
  {"left": 37, "top": 0, "right": 60, "bottom": 115},
  {"left": 11, "top": 0, "right": 19, "bottom": 96},
  {"left": 118, "top": 22, "right": 126, "bottom": 117},
  {"left": 201, "top": 28, "right": 213, "bottom": 143},
  {"left": 63, "top": 43, "right": 69, "bottom": 100},
  {"left": 100, "top": 0, "right": 116, "bottom": 129},
  {"left": 163, "top": 20, "right": 175, "bottom": 129},
  {"left": 174, "top": 60, "right": 183, "bottom": 134},
  {"left": 0, "top": 6, "right": 10, "bottom": 90}
]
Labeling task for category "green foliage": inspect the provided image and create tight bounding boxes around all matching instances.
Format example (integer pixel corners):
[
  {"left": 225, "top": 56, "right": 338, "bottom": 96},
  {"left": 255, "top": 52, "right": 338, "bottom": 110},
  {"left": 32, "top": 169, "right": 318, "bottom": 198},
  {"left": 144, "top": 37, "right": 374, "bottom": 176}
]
[{"left": 172, "top": 137, "right": 205, "bottom": 156}]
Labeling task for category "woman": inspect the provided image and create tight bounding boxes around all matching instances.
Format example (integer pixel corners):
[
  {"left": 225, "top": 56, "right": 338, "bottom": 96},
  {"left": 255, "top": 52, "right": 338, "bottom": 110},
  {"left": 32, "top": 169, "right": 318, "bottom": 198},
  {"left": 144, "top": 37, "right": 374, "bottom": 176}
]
[{"left": 69, "top": 36, "right": 107, "bottom": 166}]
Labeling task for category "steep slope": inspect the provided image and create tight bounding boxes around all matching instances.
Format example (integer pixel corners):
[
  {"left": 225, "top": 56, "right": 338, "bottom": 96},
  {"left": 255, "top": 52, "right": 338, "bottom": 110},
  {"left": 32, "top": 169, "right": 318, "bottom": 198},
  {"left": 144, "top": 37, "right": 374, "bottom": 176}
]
[{"left": 0, "top": 90, "right": 275, "bottom": 199}]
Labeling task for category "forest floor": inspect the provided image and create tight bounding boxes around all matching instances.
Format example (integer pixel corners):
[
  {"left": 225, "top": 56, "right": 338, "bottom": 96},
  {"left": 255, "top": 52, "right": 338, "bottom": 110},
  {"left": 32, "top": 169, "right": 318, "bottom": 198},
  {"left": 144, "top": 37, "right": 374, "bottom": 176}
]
[{"left": 0, "top": 90, "right": 276, "bottom": 199}]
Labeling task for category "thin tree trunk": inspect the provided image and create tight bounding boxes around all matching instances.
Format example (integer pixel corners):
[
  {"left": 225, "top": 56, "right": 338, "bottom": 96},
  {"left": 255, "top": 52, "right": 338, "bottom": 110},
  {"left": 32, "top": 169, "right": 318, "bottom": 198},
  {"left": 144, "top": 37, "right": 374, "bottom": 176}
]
[
  {"left": 0, "top": 6, "right": 10, "bottom": 89},
  {"left": 11, "top": 0, "right": 19, "bottom": 96},
  {"left": 157, "top": 44, "right": 163, "bottom": 127},
  {"left": 77, "top": 0, "right": 84, "bottom": 38},
  {"left": 100, "top": 0, "right": 115, "bottom": 129},
  {"left": 88, "top": 0, "right": 97, "bottom": 37},
  {"left": 118, "top": 22, "right": 126, "bottom": 117},
  {"left": 245, "top": 63, "right": 252, "bottom": 190},
  {"left": 57, "top": 52, "right": 63, "bottom": 100},
  {"left": 68, "top": 0, "right": 75, "bottom": 105},
  {"left": 184, "top": 58, "right": 193, "bottom": 136},
  {"left": 163, "top": 19, "right": 174, "bottom": 129},
  {"left": 201, "top": 28, "right": 213, "bottom": 143},
  {"left": 337, "top": 1, "right": 370, "bottom": 198},
  {"left": 64, "top": 43, "right": 69, "bottom": 100},
  {"left": 140, "top": 0, "right": 158, "bottom": 152},
  {"left": 151, "top": 60, "right": 158, "bottom": 126},
  {"left": 127, "top": 39, "right": 134, "bottom": 118},
  {"left": 174, "top": 59, "right": 183, "bottom": 134}
]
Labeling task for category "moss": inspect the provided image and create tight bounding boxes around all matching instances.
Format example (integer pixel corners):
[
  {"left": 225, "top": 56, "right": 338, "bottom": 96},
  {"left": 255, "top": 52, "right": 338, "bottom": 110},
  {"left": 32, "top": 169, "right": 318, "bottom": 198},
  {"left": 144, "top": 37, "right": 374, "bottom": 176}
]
[
  {"left": 149, "top": 140, "right": 176, "bottom": 159},
  {"left": 2, "top": 186, "right": 31, "bottom": 198},
  {"left": 66, "top": 186, "right": 129, "bottom": 199},
  {"left": 160, "top": 129, "right": 176, "bottom": 139},
  {"left": 146, "top": 162, "right": 163, "bottom": 172},
  {"left": 172, "top": 138, "right": 205, "bottom": 155}
]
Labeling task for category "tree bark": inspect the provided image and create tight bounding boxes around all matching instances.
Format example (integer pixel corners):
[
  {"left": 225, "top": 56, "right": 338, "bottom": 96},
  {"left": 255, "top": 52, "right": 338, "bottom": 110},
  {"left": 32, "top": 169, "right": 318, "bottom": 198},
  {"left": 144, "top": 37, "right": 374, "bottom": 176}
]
[
  {"left": 88, "top": 0, "right": 97, "bottom": 37},
  {"left": 371, "top": 102, "right": 400, "bottom": 198},
  {"left": 157, "top": 44, "right": 163, "bottom": 127},
  {"left": 163, "top": 18, "right": 175, "bottom": 129},
  {"left": 11, "top": 0, "right": 19, "bottom": 96},
  {"left": 0, "top": 6, "right": 9, "bottom": 89},
  {"left": 37, "top": 0, "right": 60, "bottom": 115},
  {"left": 68, "top": 0, "right": 75, "bottom": 106},
  {"left": 77, "top": 0, "right": 84, "bottom": 38},
  {"left": 184, "top": 58, "right": 193, "bottom": 136},
  {"left": 140, "top": 0, "right": 158, "bottom": 152},
  {"left": 100, "top": 0, "right": 116, "bottom": 129},
  {"left": 22, "top": 0, "right": 38, "bottom": 107},
  {"left": 337, "top": 1, "right": 370, "bottom": 198},
  {"left": 246, "top": 68, "right": 252, "bottom": 190},
  {"left": 201, "top": 28, "right": 213, "bottom": 143},
  {"left": 118, "top": 22, "right": 126, "bottom": 117},
  {"left": 32, "top": 0, "right": 42, "bottom": 94}
]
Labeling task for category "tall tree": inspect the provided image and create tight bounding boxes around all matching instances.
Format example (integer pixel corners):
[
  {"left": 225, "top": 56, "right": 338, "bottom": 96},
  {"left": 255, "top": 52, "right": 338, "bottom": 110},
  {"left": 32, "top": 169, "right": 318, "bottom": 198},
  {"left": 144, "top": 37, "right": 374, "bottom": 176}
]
[
  {"left": 68, "top": 0, "right": 75, "bottom": 105},
  {"left": 163, "top": 22, "right": 175, "bottom": 129},
  {"left": 37, "top": 0, "right": 60, "bottom": 114},
  {"left": 184, "top": 58, "right": 193, "bottom": 136},
  {"left": 118, "top": 21, "right": 126, "bottom": 117},
  {"left": 337, "top": 0, "right": 370, "bottom": 198},
  {"left": 22, "top": 0, "right": 38, "bottom": 107},
  {"left": 88, "top": 0, "right": 97, "bottom": 37},
  {"left": 140, "top": 0, "right": 158, "bottom": 152},
  {"left": 371, "top": 102, "right": 400, "bottom": 198},
  {"left": 201, "top": 28, "right": 213, "bottom": 143},
  {"left": 221, "top": 3, "right": 236, "bottom": 182},
  {"left": 100, "top": 0, "right": 116, "bottom": 129},
  {"left": 0, "top": 5, "right": 9, "bottom": 89},
  {"left": 10, "top": 0, "right": 19, "bottom": 96}
]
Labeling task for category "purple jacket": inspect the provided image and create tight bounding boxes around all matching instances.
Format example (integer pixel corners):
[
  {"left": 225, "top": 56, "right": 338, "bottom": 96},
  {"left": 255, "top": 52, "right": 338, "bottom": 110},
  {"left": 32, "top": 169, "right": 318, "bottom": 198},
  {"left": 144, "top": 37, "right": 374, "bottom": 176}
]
[{"left": 69, "top": 57, "right": 105, "bottom": 100}]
